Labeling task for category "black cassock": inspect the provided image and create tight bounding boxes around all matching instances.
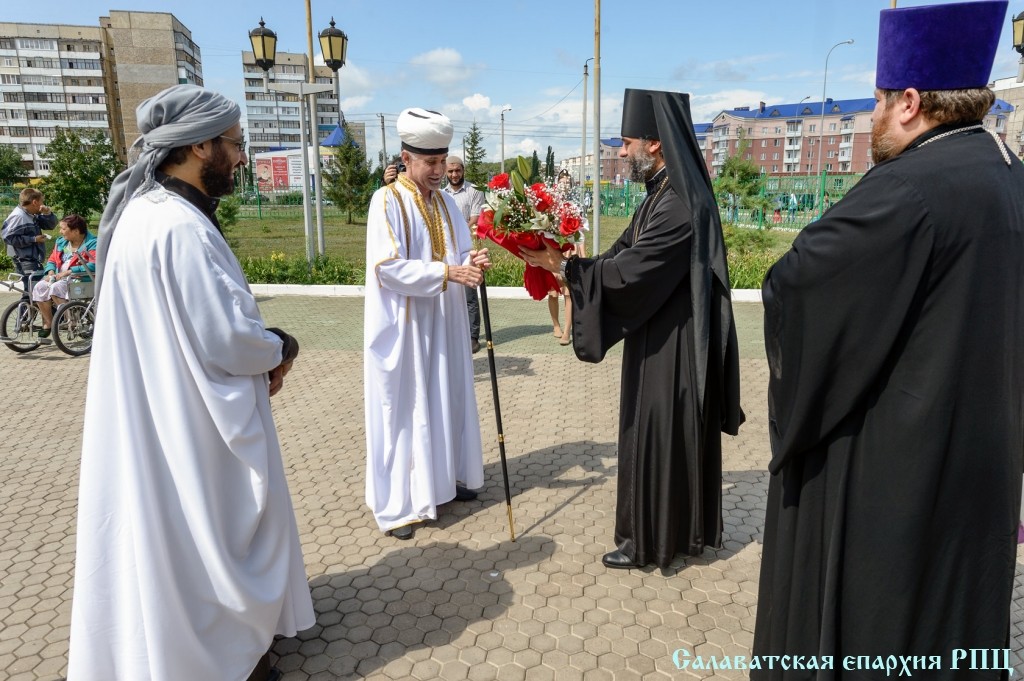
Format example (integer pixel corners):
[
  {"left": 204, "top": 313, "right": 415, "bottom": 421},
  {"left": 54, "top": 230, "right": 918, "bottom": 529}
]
[
  {"left": 753, "top": 126, "right": 1024, "bottom": 679},
  {"left": 568, "top": 171, "right": 742, "bottom": 568}
]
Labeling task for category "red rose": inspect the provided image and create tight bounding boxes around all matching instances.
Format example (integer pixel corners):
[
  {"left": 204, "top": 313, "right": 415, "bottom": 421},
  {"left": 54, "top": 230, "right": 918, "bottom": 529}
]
[
  {"left": 559, "top": 212, "right": 582, "bottom": 237},
  {"left": 488, "top": 173, "right": 510, "bottom": 190},
  {"left": 531, "top": 184, "right": 554, "bottom": 213}
]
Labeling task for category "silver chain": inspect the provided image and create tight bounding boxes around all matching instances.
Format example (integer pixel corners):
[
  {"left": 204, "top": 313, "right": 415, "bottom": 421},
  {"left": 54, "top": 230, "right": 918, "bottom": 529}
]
[{"left": 917, "top": 124, "right": 1011, "bottom": 166}]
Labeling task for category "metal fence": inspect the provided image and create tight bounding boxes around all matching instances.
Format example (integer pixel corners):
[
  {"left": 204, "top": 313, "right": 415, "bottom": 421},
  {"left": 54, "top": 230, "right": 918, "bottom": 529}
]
[{"left": 592, "top": 172, "right": 865, "bottom": 229}]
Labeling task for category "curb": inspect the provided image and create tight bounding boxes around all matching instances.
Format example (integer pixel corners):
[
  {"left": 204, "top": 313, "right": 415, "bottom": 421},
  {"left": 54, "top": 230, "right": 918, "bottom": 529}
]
[{"left": 247, "top": 284, "right": 764, "bottom": 302}]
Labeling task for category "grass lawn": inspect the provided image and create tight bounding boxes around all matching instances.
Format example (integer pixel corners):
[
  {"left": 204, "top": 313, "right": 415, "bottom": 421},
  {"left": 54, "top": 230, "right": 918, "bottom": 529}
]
[{"left": 221, "top": 211, "right": 795, "bottom": 288}]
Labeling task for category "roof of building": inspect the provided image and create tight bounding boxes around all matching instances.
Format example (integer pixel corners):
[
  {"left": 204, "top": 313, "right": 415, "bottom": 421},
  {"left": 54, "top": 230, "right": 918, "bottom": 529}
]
[
  {"left": 716, "top": 96, "right": 1013, "bottom": 122},
  {"left": 601, "top": 138, "right": 623, "bottom": 148},
  {"left": 721, "top": 98, "right": 876, "bottom": 121}
]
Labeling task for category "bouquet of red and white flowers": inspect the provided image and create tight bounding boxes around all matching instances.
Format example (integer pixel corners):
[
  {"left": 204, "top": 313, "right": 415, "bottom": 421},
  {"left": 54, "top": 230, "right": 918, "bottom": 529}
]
[{"left": 476, "top": 157, "right": 587, "bottom": 300}]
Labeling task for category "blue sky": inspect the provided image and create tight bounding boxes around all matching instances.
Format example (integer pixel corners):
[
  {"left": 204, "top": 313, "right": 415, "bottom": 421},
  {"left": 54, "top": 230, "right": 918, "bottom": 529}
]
[{"left": 16, "top": 0, "right": 1024, "bottom": 166}]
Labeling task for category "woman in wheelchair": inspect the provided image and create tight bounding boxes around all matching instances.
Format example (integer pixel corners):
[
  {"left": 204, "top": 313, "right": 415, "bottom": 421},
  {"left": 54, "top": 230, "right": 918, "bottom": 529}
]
[{"left": 32, "top": 214, "right": 96, "bottom": 339}]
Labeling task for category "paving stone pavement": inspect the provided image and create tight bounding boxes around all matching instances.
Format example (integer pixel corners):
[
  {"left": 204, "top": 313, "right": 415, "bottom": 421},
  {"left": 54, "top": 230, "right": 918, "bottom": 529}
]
[{"left": 0, "top": 290, "right": 1022, "bottom": 680}]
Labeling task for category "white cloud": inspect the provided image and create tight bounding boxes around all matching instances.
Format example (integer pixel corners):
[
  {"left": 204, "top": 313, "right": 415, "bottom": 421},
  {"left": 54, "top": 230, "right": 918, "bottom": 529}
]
[
  {"left": 338, "top": 63, "right": 375, "bottom": 98},
  {"left": 463, "top": 93, "right": 492, "bottom": 112},
  {"left": 410, "top": 48, "right": 477, "bottom": 90},
  {"left": 688, "top": 89, "right": 774, "bottom": 121}
]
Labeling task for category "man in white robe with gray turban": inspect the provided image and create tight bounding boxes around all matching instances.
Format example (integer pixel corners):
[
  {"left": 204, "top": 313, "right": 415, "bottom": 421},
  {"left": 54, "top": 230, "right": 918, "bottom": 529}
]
[
  {"left": 68, "top": 84, "right": 314, "bottom": 681},
  {"left": 364, "top": 108, "right": 490, "bottom": 541}
]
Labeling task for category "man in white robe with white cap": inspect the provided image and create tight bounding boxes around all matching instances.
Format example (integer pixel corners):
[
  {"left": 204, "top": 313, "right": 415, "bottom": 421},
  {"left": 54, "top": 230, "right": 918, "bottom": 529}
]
[
  {"left": 68, "top": 84, "right": 314, "bottom": 681},
  {"left": 364, "top": 108, "right": 490, "bottom": 540}
]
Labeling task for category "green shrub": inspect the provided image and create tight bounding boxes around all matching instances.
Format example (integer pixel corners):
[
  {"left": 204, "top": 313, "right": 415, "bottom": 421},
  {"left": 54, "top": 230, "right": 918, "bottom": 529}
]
[
  {"left": 274, "top": 192, "right": 304, "bottom": 206},
  {"left": 239, "top": 252, "right": 363, "bottom": 285},
  {"left": 728, "top": 249, "right": 779, "bottom": 289},
  {"left": 217, "top": 195, "right": 241, "bottom": 229},
  {"left": 723, "top": 224, "right": 773, "bottom": 255}
]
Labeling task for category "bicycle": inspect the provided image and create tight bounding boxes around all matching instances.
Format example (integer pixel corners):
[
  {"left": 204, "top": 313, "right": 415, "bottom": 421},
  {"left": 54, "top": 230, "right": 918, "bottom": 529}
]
[
  {"left": 0, "top": 271, "right": 47, "bottom": 353},
  {"left": 52, "top": 278, "right": 95, "bottom": 356}
]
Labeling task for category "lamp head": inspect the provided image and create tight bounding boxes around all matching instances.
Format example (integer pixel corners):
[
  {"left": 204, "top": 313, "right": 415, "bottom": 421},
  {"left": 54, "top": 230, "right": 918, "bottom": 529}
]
[
  {"left": 249, "top": 18, "right": 277, "bottom": 72},
  {"left": 319, "top": 17, "right": 348, "bottom": 72}
]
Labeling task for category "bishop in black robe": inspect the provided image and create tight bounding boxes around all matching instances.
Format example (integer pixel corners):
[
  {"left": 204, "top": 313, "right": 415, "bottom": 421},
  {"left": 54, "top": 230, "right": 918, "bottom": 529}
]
[
  {"left": 524, "top": 89, "right": 743, "bottom": 569},
  {"left": 753, "top": 127, "right": 1024, "bottom": 680}
]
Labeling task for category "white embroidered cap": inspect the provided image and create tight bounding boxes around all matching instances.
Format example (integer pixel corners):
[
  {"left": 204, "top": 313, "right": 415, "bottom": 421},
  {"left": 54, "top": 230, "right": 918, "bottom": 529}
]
[{"left": 397, "top": 108, "right": 453, "bottom": 155}]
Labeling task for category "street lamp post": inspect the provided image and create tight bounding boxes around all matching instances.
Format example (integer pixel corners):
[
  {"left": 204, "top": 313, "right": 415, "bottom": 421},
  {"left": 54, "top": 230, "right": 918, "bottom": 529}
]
[
  {"left": 249, "top": 18, "right": 335, "bottom": 265},
  {"left": 500, "top": 107, "right": 511, "bottom": 173},
  {"left": 581, "top": 58, "right": 593, "bottom": 190},
  {"left": 815, "top": 39, "right": 853, "bottom": 217}
]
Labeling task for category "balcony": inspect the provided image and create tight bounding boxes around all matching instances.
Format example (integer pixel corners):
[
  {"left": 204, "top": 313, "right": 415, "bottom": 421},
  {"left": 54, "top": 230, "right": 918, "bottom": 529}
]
[{"left": 784, "top": 141, "right": 802, "bottom": 151}]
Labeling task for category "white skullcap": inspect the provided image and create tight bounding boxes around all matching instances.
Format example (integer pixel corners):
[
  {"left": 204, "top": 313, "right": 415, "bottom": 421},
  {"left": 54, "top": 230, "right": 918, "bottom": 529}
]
[{"left": 397, "top": 108, "right": 453, "bottom": 155}]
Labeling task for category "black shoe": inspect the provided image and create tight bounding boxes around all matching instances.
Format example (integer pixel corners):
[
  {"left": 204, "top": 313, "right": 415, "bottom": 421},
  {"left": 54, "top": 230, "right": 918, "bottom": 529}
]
[
  {"left": 386, "top": 524, "right": 415, "bottom": 540},
  {"left": 38, "top": 328, "right": 50, "bottom": 339},
  {"left": 471, "top": 339, "right": 481, "bottom": 353},
  {"left": 454, "top": 485, "right": 478, "bottom": 501},
  {"left": 601, "top": 550, "right": 638, "bottom": 569}
]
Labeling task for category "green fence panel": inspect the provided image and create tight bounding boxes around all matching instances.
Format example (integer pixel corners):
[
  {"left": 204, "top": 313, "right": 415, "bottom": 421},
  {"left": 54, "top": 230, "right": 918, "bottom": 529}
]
[{"left": 719, "top": 172, "right": 864, "bottom": 230}]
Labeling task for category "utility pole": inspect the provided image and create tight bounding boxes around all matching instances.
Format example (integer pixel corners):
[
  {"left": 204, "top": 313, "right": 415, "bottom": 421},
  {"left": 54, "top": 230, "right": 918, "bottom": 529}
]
[
  {"left": 379, "top": 113, "right": 387, "bottom": 163},
  {"left": 592, "top": 0, "right": 601, "bottom": 252}
]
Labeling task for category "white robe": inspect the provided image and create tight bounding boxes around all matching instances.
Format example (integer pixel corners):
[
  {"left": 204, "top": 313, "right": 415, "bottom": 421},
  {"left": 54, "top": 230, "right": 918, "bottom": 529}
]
[
  {"left": 68, "top": 188, "right": 315, "bottom": 681},
  {"left": 364, "top": 179, "right": 485, "bottom": 532}
]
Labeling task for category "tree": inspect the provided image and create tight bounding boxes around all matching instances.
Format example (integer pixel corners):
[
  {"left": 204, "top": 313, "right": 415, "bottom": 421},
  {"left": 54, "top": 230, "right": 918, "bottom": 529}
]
[
  {"left": 463, "top": 123, "right": 487, "bottom": 187},
  {"left": 545, "top": 146, "right": 555, "bottom": 180},
  {"left": 41, "top": 128, "right": 121, "bottom": 219},
  {"left": 712, "top": 135, "right": 770, "bottom": 226},
  {"left": 0, "top": 145, "right": 26, "bottom": 186},
  {"left": 322, "top": 123, "right": 374, "bottom": 224},
  {"left": 529, "top": 150, "right": 541, "bottom": 183}
]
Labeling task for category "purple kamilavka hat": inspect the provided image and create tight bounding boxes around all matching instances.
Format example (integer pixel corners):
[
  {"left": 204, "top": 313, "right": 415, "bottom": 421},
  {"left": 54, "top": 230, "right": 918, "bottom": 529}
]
[{"left": 876, "top": 0, "right": 1007, "bottom": 90}]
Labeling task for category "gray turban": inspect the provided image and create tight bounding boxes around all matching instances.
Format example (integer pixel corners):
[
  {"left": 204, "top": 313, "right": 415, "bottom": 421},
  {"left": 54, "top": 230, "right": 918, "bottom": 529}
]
[{"left": 94, "top": 84, "right": 240, "bottom": 296}]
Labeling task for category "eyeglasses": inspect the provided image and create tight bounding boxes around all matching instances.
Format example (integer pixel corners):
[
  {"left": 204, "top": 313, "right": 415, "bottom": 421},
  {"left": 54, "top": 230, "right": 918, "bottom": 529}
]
[{"left": 218, "top": 134, "right": 246, "bottom": 153}]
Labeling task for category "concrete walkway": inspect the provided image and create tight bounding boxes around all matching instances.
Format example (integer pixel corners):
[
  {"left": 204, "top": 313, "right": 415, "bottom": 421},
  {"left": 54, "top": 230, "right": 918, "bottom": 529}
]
[{"left": 0, "top": 292, "right": 1020, "bottom": 680}]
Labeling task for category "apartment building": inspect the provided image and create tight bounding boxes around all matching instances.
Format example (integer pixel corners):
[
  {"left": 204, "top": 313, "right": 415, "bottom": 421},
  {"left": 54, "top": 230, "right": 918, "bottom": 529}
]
[
  {"left": 704, "top": 96, "right": 1011, "bottom": 177},
  {"left": 0, "top": 11, "right": 201, "bottom": 177},
  {"left": 560, "top": 138, "right": 630, "bottom": 185},
  {"left": 991, "top": 76, "right": 1024, "bottom": 160},
  {"left": 242, "top": 51, "right": 364, "bottom": 156}
]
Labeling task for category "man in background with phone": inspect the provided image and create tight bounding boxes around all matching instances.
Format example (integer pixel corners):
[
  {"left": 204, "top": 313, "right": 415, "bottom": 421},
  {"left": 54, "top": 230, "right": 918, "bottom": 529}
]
[{"left": 2, "top": 188, "right": 56, "bottom": 276}]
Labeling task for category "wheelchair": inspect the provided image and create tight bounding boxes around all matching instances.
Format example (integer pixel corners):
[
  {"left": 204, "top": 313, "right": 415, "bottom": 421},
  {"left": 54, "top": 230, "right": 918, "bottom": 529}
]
[{"left": 0, "top": 270, "right": 95, "bottom": 356}]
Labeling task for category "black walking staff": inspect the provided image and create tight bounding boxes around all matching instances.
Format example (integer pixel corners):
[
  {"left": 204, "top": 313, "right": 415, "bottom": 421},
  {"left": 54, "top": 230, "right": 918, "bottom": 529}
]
[{"left": 477, "top": 276, "right": 516, "bottom": 542}]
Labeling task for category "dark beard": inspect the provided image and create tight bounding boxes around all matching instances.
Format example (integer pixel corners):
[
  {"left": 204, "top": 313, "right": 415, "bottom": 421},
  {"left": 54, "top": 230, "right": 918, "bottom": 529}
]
[
  {"left": 628, "top": 148, "right": 656, "bottom": 182},
  {"left": 870, "top": 103, "right": 903, "bottom": 164},
  {"left": 200, "top": 144, "right": 235, "bottom": 197}
]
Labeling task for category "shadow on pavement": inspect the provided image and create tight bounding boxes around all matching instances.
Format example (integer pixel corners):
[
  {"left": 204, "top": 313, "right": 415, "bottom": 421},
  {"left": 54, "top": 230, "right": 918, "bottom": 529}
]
[{"left": 275, "top": 537, "right": 556, "bottom": 679}]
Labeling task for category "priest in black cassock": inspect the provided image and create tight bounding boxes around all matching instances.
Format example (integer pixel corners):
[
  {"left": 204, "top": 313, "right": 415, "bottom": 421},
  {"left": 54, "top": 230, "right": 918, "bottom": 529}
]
[
  {"left": 753, "top": 2, "right": 1024, "bottom": 678},
  {"left": 522, "top": 89, "right": 743, "bottom": 570}
]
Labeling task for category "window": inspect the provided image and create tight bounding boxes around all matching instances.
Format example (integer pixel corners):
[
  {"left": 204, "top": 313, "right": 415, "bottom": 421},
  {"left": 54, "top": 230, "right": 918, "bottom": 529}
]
[
  {"left": 0, "top": 75, "right": 20, "bottom": 85},
  {"left": 17, "top": 38, "right": 57, "bottom": 50},
  {"left": 829, "top": 123, "right": 837, "bottom": 131},
  {"left": 828, "top": 137, "right": 836, "bottom": 145},
  {"left": 773, "top": 153, "right": 779, "bottom": 160},
  {"left": 828, "top": 151, "right": 836, "bottom": 159},
  {"left": 774, "top": 139, "right": 780, "bottom": 147},
  {"left": 772, "top": 165, "right": 778, "bottom": 172},
  {"left": 760, "top": 153, "right": 766, "bottom": 160},
  {"left": 808, "top": 124, "right": 816, "bottom": 133},
  {"left": 774, "top": 126, "right": 782, "bottom": 133},
  {"left": 760, "top": 140, "right": 767, "bottom": 148}
]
